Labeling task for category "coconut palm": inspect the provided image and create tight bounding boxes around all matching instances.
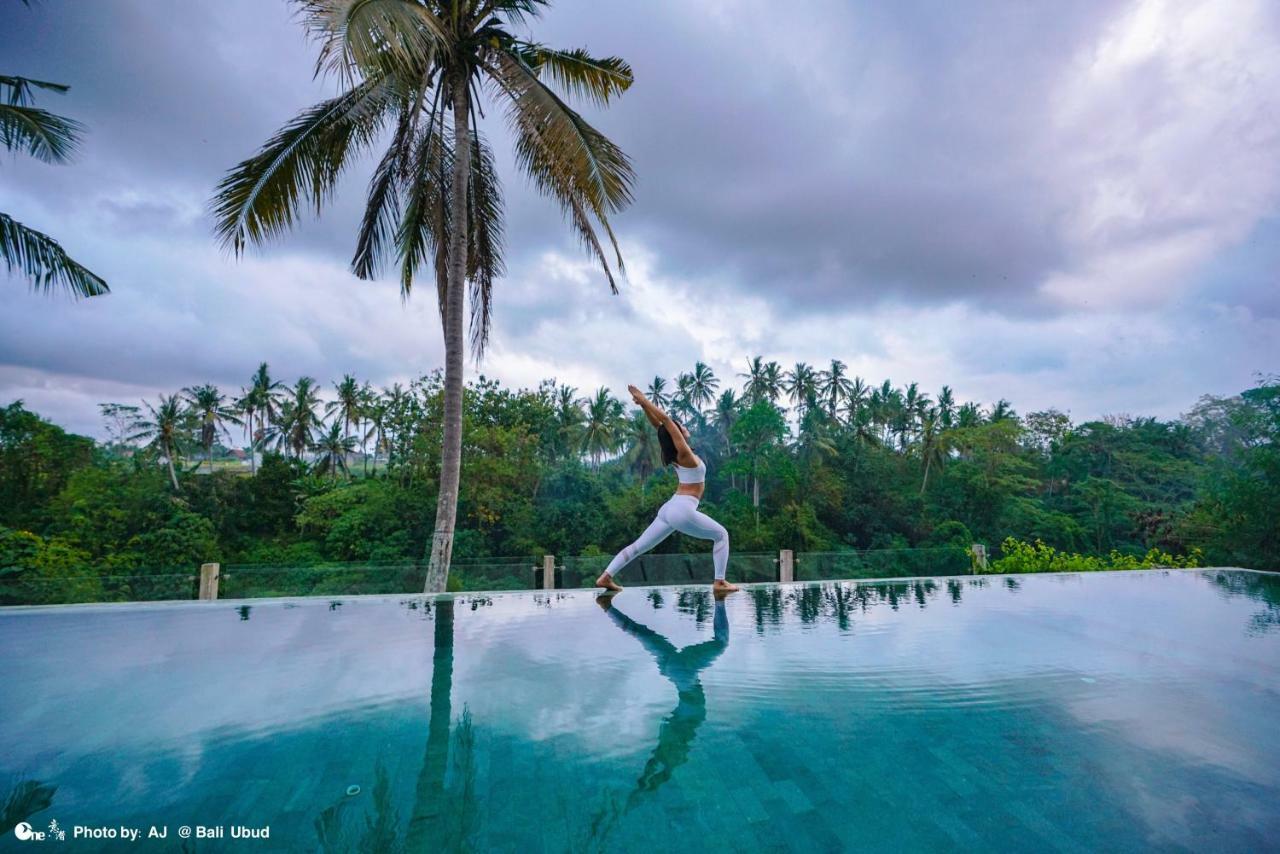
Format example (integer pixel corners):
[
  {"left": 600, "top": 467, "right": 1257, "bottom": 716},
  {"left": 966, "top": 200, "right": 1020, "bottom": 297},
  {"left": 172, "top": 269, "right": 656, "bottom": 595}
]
[
  {"left": 784, "top": 363, "right": 819, "bottom": 417},
  {"left": 581, "top": 387, "right": 624, "bottom": 467},
  {"left": 183, "top": 383, "right": 242, "bottom": 473},
  {"left": 234, "top": 386, "right": 258, "bottom": 473},
  {"left": 818, "top": 359, "right": 853, "bottom": 417},
  {"left": 327, "top": 374, "right": 367, "bottom": 454},
  {"left": 957, "top": 401, "right": 984, "bottom": 428},
  {"left": 918, "top": 408, "right": 947, "bottom": 494},
  {"left": 241, "top": 363, "right": 284, "bottom": 471},
  {"left": 842, "top": 376, "right": 869, "bottom": 426},
  {"left": 936, "top": 385, "right": 956, "bottom": 429},
  {"left": 739, "top": 357, "right": 769, "bottom": 405},
  {"left": 1, "top": 74, "right": 108, "bottom": 298},
  {"left": 645, "top": 376, "right": 670, "bottom": 410},
  {"left": 687, "top": 361, "right": 719, "bottom": 413},
  {"left": 131, "top": 395, "right": 190, "bottom": 491},
  {"left": 545, "top": 384, "right": 584, "bottom": 462},
  {"left": 990, "top": 399, "right": 1018, "bottom": 424},
  {"left": 273, "top": 377, "right": 325, "bottom": 459},
  {"left": 623, "top": 410, "right": 661, "bottom": 481},
  {"left": 314, "top": 422, "right": 358, "bottom": 481},
  {"left": 212, "top": 0, "right": 635, "bottom": 594}
]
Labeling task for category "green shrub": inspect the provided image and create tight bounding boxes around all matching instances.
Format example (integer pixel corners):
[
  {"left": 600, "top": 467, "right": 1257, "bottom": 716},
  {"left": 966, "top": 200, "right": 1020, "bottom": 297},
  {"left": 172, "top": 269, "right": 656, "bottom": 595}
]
[{"left": 986, "top": 537, "right": 1202, "bottom": 574}]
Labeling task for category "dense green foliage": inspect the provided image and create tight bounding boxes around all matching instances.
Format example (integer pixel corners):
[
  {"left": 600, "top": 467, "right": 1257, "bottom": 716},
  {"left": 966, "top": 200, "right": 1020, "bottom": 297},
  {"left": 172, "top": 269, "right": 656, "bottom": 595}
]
[{"left": 0, "top": 363, "right": 1275, "bottom": 602}]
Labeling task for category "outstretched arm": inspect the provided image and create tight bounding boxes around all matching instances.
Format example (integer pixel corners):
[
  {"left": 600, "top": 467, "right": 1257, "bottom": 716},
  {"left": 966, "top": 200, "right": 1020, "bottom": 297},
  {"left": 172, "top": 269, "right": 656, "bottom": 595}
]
[{"left": 627, "top": 385, "right": 696, "bottom": 463}]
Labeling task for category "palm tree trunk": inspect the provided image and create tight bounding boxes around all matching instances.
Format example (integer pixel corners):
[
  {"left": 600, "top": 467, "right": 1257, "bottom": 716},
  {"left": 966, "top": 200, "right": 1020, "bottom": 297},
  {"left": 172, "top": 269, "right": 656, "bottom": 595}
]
[
  {"left": 424, "top": 75, "right": 472, "bottom": 595},
  {"left": 921, "top": 455, "right": 932, "bottom": 495},
  {"left": 166, "top": 444, "right": 180, "bottom": 492}
]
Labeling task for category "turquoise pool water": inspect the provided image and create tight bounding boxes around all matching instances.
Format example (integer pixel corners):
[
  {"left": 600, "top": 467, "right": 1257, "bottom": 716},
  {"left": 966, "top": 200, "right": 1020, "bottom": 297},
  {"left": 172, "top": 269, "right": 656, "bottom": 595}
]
[{"left": 2, "top": 569, "right": 1278, "bottom": 852}]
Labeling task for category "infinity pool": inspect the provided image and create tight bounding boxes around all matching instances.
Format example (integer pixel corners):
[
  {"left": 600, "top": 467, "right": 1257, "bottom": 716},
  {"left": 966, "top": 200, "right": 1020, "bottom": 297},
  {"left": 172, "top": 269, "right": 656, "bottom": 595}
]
[{"left": 2, "top": 569, "right": 1278, "bottom": 851}]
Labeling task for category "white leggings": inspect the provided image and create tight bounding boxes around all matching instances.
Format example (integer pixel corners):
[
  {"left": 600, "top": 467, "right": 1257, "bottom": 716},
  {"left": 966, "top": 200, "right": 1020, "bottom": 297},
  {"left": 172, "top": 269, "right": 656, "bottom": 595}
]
[{"left": 604, "top": 495, "right": 730, "bottom": 581}]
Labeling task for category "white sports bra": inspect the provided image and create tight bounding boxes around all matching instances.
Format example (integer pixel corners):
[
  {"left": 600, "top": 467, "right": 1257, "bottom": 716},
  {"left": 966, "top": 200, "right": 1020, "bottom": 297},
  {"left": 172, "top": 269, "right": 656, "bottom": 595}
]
[{"left": 675, "top": 455, "right": 706, "bottom": 484}]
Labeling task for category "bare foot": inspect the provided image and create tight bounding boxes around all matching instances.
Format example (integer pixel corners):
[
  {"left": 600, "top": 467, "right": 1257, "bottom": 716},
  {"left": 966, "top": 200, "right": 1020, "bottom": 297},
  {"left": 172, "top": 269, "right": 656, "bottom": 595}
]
[
  {"left": 595, "top": 572, "right": 623, "bottom": 593},
  {"left": 595, "top": 593, "right": 614, "bottom": 611},
  {"left": 712, "top": 579, "right": 740, "bottom": 595}
]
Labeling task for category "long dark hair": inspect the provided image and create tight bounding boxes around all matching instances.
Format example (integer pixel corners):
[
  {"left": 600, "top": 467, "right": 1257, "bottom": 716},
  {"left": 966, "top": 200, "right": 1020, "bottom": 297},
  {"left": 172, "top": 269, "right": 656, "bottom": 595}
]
[{"left": 657, "top": 420, "right": 684, "bottom": 467}]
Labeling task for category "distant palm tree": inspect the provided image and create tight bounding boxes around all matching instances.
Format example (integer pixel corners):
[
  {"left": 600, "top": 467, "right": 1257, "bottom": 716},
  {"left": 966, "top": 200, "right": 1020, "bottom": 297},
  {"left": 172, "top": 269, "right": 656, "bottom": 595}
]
[
  {"left": 918, "top": 408, "right": 947, "bottom": 494},
  {"left": 328, "top": 376, "right": 361, "bottom": 436},
  {"left": 364, "top": 395, "right": 390, "bottom": 473},
  {"left": 672, "top": 372, "right": 697, "bottom": 422},
  {"left": 1, "top": 73, "right": 107, "bottom": 297},
  {"left": 687, "top": 361, "right": 719, "bottom": 413},
  {"left": 246, "top": 363, "right": 283, "bottom": 471},
  {"left": 274, "top": 377, "right": 324, "bottom": 459},
  {"left": 842, "top": 376, "right": 869, "bottom": 426},
  {"left": 314, "top": 422, "right": 357, "bottom": 481},
  {"left": 957, "top": 401, "right": 984, "bottom": 428},
  {"left": 739, "top": 357, "right": 769, "bottom": 404},
  {"left": 623, "top": 410, "right": 661, "bottom": 481},
  {"left": 818, "top": 359, "right": 853, "bottom": 417},
  {"left": 213, "top": 0, "right": 635, "bottom": 595},
  {"left": 712, "top": 389, "right": 739, "bottom": 453},
  {"left": 784, "top": 363, "right": 818, "bottom": 417},
  {"left": 761, "top": 361, "right": 785, "bottom": 404},
  {"left": 234, "top": 386, "right": 258, "bottom": 473},
  {"left": 183, "top": 384, "right": 241, "bottom": 473},
  {"left": 646, "top": 376, "right": 671, "bottom": 410},
  {"left": 581, "top": 387, "right": 624, "bottom": 467},
  {"left": 553, "top": 384, "right": 584, "bottom": 462},
  {"left": 936, "top": 385, "right": 956, "bottom": 429},
  {"left": 990, "top": 399, "right": 1018, "bottom": 424},
  {"left": 131, "top": 395, "right": 190, "bottom": 491}
]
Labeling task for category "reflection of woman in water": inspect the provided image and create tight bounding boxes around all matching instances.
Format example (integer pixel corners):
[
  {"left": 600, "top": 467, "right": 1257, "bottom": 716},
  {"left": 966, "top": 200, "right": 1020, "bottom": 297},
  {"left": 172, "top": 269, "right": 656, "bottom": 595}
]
[
  {"left": 595, "top": 385, "right": 739, "bottom": 595},
  {"left": 596, "top": 593, "right": 729, "bottom": 802}
]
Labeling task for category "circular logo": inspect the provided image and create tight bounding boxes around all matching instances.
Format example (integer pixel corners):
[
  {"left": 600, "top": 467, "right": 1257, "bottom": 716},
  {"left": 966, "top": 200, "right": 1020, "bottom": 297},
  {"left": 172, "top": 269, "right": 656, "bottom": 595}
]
[{"left": 14, "top": 822, "right": 34, "bottom": 840}]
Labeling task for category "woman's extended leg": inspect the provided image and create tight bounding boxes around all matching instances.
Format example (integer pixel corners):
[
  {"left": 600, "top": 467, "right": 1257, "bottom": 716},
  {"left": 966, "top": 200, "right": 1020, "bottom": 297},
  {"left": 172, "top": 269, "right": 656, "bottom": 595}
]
[
  {"left": 666, "top": 501, "right": 734, "bottom": 588},
  {"left": 596, "top": 512, "right": 675, "bottom": 591}
]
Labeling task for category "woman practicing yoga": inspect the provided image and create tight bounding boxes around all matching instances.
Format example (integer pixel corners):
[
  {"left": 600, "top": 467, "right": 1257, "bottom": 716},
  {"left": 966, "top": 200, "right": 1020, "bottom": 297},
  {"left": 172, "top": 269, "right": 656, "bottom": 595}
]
[{"left": 595, "top": 385, "right": 739, "bottom": 594}]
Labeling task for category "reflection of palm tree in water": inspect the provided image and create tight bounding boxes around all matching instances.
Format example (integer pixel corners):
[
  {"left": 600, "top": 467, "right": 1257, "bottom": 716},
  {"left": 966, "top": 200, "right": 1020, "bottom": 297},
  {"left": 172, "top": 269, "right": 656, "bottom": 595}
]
[{"left": 598, "top": 594, "right": 729, "bottom": 806}]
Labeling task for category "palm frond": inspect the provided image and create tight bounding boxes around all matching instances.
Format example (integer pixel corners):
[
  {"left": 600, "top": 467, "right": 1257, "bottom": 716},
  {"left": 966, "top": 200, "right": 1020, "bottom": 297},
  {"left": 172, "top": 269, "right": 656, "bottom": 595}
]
[
  {"left": 0, "top": 103, "right": 83, "bottom": 163},
  {"left": 350, "top": 93, "right": 420, "bottom": 278},
  {"left": 396, "top": 111, "right": 451, "bottom": 314},
  {"left": 0, "top": 75, "right": 71, "bottom": 106},
  {"left": 0, "top": 213, "right": 108, "bottom": 297},
  {"left": 466, "top": 130, "right": 505, "bottom": 356},
  {"left": 488, "top": 51, "right": 634, "bottom": 289},
  {"left": 294, "top": 0, "right": 446, "bottom": 82},
  {"left": 514, "top": 44, "right": 633, "bottom": 106},
  {"left": 211, "top": 76, "right": 391, "bottom": 254}
]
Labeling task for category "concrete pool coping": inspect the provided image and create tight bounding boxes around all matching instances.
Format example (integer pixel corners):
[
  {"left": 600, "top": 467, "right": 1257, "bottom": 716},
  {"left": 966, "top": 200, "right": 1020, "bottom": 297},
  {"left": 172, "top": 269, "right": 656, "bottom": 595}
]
[{"left": 0, "top": 566, "right": 1267, "bottom": 614}]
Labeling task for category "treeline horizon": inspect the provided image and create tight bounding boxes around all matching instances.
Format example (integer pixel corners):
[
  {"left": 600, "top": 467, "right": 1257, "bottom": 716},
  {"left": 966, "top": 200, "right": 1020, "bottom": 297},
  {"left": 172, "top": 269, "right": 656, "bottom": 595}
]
[{"left": 1, "top": 358, "right": 1277, "bottom": 601}]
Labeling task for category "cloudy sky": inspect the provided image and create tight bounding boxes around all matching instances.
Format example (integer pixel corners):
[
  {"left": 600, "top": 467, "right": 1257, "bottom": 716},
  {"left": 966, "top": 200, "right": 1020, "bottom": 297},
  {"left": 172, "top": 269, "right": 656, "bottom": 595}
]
[{"left": 3, "top": 0, "right": 1279, "bottom": 437}]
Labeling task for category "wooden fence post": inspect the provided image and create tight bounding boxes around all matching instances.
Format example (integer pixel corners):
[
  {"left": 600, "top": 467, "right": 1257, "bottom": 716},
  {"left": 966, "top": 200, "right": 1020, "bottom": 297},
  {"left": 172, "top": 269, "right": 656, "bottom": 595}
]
[
  {"left": 199, "top": 562, "right": 220, "bottom": 600},
  {"left": 778, "top": 549, "right": 795, "bottom": 583},
  {"left": 970, "top": 544, "right": 988, "bottom": 573},
  {"left": 542, "top": 554, "right": 556, "bottom": 590}
]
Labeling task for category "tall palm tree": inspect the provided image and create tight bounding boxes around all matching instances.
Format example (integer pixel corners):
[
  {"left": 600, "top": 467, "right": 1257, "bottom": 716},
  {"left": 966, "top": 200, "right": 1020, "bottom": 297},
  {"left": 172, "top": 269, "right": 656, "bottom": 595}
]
[
  {"left": 234, "top": 386, "right": 258, "bottom": 474},
  {"left": 818, "top": 359, "right": 853, "bottom": 417},
  {"left": 364, "top": 395, "right": 390, "bottom": 473},
  {"left": 246, "top": 363, "right": 283, "bottom": 471},
  {"left": 761, "top": 361, "right": 784, "bottom": 404},
  {"left": 314, "top": 422, "right": 358, "bottom": 481},
  {"left": 131, "top": 395, "right": 189, "bottom": 491},
  {"left": 1, "top": 73, "right": 107, "bottom": 297},
  {"left": 581, "top": 387, "right": 623, "bottom": 467},
  {"left": 936, "top": 385, "right": 956, "bottom": 429},
  {"left": 842, "top": 376, "right": 869, "bottom": 426},
  {"left": 918, "top": 408, "right": 947, "bottom": 494},
  {"left": 327, "top": 373, "right": 365, "bottom": 451},
  {"left": 274, "top": 377, "right": 324, "bottom": 459},
  {"left": 784, "top": 362, "right": 818, "bottom": 417},
  {"left": 623, "top": 410, "right": 660, "bottom": 482},
  {"left": 739, "top": 357, "right": 769, "bottom": 405},
  {"left": 213, "top": 0, "right": 635, "bottom": 594},
  {"left": 990, "top": 399, "right": 1018, "bottom": 424},
  {"left": 183, "top": 383, "right": 241, "bottom": 473},
  {"left": 957, "top": 401, "right": 984, "bottom": 428},
  {"left": 712, "top": 389, "right": 739, "bottom": 453},
  {"left": 687, "top": 361, "right": 719, "bottom": 413},
  {"left": 673, "top": 372, "right": 698, "bottom": 422},
  {"left": 645, "top": 376, "right": 670, "bottom": 410},
  {"left": 552, "top": 384, "right": 584, "bottom": 462}
]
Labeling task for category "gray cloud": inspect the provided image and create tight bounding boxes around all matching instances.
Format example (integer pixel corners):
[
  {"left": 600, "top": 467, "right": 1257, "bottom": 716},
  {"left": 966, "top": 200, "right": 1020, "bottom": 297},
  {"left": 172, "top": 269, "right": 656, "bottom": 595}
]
[{"left": 1, "top": 0, "right": 1278, "bottom": 436}]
